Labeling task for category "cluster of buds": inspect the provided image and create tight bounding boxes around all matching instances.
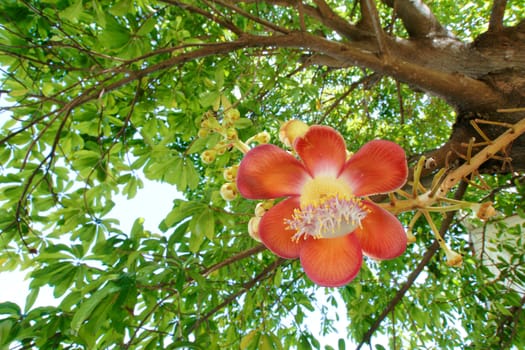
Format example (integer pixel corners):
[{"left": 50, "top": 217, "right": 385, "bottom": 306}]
[
  {"left": 247, "top": 201, "right": 274, "bottom": 241},
  {"left": 199, "top": 109, "right": 242, "bottom": 161},
  {"left": 198, "top": 109, "right": 276, "bottom": 203}
]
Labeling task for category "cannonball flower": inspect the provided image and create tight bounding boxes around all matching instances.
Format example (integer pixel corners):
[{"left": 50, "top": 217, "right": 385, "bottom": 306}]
[{"left": 237, "top": 124, "right": 408, "bottom": 287}]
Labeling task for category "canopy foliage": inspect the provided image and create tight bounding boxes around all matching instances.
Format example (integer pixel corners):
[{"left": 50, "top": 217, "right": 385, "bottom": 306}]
[{"left": 0, "top": 0, "right": 524, "bottom": 349}]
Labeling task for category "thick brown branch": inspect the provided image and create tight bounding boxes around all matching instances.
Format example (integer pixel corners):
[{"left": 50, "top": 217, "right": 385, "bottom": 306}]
[
  {"left": 489, "top": 0, "right": 507, "bottom": 32},
  {"left": 312, "top": 0, "right": 366, "bottom": 40},
  {"left": 382, "top": 0, "right": 451, "bottom": 38}
]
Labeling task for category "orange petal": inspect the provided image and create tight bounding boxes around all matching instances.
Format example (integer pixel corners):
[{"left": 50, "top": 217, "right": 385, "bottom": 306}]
[
  {"left": 339, "top": 140, "right": 407, "bottom": 196},
  {"left": 294, "top": 125, "right": 347, "bottom": 177},
  {"left": 237, "top": 144, "right": 311, "bottom": 199},
  {"left": 299, "top": 234, "right": 363, "bottom": 287},
  {"left": 258, "top": 197, "right": 301, "bottom": 258},
  {"left": 354, "top": 201, "right": 407, "bottom": 260}
]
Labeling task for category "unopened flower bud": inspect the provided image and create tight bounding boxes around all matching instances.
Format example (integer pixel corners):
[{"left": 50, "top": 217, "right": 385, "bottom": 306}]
[
  {"left": 225, "top": 108, "right": 240, "bottom": 121},
  {"left": 476, "top": 202, "right": 496, "bottom": 221},
  {"left": 279, "top": 120, "right": 309, "bottom": 148},
  {"left": 223, "top": 165, "right": 239, "bottom": 182},
  {"left": 254, "top": 131, "right": 271, "bottom": 144},
  {"left": 198, "top": 128, "right": 209, "bottom": 138},
  {"left": 200, "top": 119, "right": 210, "bottom": 129},
  {"left": 200, "top": 150, "right": 216, "bottom": 164},
  {"left": 255, "top": 200, "right": 274, "bottom": 217},
  {"left": 255, "top": 203, "right": 267, "bottom": 217},
  {"left": 220, "top": 182, "right": 238, "bottom": 201},
  {"left": 445, "top": 249, "right": 463, "bottom": 267},
  {"left": 226, "top": 128, "right": 238, "bottom": 140},
  {"left": 248, "top": 216, "right": 261, "bottom": 242},
  {"left": 202, "top": 115, "right": 220, "bottom": 131}
]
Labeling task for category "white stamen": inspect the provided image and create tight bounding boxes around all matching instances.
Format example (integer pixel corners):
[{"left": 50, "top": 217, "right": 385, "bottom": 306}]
[{"left": 285, "top": 195, "right": 368, "bottom": 240}]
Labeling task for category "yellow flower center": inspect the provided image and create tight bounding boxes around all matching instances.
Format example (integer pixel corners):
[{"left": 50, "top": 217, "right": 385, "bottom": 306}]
[
  {"left": 286, "top": 177, "right": 368, "bottom": 240},
  {"left": 299, "top": 176, "right": 353, "bottom": 208}
]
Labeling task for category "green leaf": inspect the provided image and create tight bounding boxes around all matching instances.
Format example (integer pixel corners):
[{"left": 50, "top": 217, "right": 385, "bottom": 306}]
[
  {"left": 188, "top": 227, "right": 205, "bottom": 253},
  {"left": 163, "top": 200, "right": 204, "bottom": 228},
  {"left": 0, "top": 302, "right": 21, "bottom": 316},
  {"left": 99, "top": 16, "right": 131, "bottom": 49},
  {"left": 108, "top": 0, "right": 132, "bottom": 16},
  {"left": 25, "top": 287, "right": 40, "bottom": 312},
  {"left": 60, "top": 0, "right": 83, "bottom": 21},
  {"left": 137, "top": 17, "right": 156, "bottom": 36},
  {"left": 240, "top": 330, "right": 259, "bottom": 350},
  {"left": 193, "top": 208, "right": 215, "bottom": 241},
  {"left": 71, "top": 284, "right": 120, "bottom": 331},
  {"left": 234, "top": 118, "right": 253, "bottom": 129}
]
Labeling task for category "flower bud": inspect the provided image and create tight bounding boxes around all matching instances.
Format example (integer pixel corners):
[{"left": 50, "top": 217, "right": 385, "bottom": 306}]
[
  {"left": 202, "top": 115, "right": 220, "bottom": 131},
  {"left": 255, "top": 203, "right": 267, "bottom": 217},
  {"left": 220, "top": 182, "right": 238, "bottom": 201},
  {"left": 445, "top": 249, "right": 463, "bottom": 267},
  {"left": 279, "top": 120, "right": 309, "bottom": 148},
  {"left": 476, "top": 202, "right": 496, "bottom": 221},
  {"left": 224, "top": 108, "right": 240, "bottom": 121},
  {"left": 200, "top": 150, "right": 216, "bottom": 164},
  {"left": 226, "top": 128, "right": 238, "bottom": 140},
  {"left": 223, "top": 165, "right": 238, "bottom": 182},
  {"left": 254, "top": 200, "right": 274, "bottom": 217},
  {"left": 248, "top": 216, "right": 261, "bottom": 242},
  {"left": 254, "top": 131, "right": 271, "bottom": 144},
  {"left": 200, "top": 119, "right": 210, "bottom": 129},
  {"left": 198, "top": 128, "right": 209, "bottom": 138}
]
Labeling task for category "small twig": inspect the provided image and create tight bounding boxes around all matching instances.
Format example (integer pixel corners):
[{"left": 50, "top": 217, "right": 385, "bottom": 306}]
[
  {"left": 187, "top": 258, "right": 284, "bottom": 334},
  {"left": 200, "top": 244, "right": 266, "bottom": 276}
]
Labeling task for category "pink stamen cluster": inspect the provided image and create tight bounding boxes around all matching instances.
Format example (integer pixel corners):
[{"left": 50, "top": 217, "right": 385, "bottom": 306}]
[{"left": 285, "top": 195, "right": 368, "bottom": 241}]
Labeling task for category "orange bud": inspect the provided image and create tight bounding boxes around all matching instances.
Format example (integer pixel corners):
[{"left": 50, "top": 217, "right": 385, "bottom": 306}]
[{"left": 476, "top": 202, "right": 496, "bottom": 221}]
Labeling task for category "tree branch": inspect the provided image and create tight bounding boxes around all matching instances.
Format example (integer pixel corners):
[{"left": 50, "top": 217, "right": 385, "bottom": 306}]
[
  {"left": 436, "top": 117, "right": 525, "bottom": 197},
  {"left": 360, "top": 0, "right": 388, "bottom": 54},
  {"left": 200, "top": 244, "right": 266, "bottom": 276},
  {"left": 186, "top": 258, "right": 284, "bottom": 334},
  {"left": 307, "top": 0, "right": 369, "bottom": 40},
  {"left": 382, "top": 0, "right": 452, "bottom": 38},
  {"left": 489, "top": 0, "right": 507, "bottom": 32}
]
